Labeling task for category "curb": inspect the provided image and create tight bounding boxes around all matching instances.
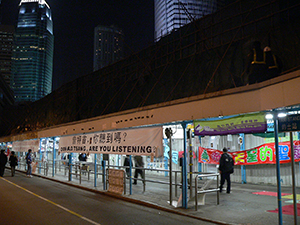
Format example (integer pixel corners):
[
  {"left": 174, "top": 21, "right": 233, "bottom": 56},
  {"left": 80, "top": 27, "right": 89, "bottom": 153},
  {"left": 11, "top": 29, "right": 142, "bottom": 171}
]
[{"left": 19, "top": 170, "right": 235, "bottom": 225}]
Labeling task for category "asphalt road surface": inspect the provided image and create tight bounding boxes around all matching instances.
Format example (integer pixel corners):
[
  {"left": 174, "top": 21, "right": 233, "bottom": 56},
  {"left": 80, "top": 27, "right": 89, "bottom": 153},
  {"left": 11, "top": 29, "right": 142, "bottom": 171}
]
[{"left": 0, "top": 171, "right": 216, "bottom": 225}]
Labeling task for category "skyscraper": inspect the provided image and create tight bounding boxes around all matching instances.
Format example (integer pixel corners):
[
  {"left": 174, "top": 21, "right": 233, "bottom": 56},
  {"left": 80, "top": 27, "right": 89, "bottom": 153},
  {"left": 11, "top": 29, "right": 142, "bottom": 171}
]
[
  {"left": 11, "top": 0, "right": 54, "bottom": 103},
  {"left": 93, "top": 25, "right": 124, "bottom": 71},
  {"left": 155, "top": 0, "right": 223, "bottom": 40},
  {"left": 0, "top": 25, "right": 14, "bottom": 86}
]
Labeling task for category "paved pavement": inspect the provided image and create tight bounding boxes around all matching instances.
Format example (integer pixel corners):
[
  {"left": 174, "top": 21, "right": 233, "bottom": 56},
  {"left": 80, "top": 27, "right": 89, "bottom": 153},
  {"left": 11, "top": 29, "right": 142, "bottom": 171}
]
[{"left": 13, "top": 167, "right": 300, "bottom": 225}]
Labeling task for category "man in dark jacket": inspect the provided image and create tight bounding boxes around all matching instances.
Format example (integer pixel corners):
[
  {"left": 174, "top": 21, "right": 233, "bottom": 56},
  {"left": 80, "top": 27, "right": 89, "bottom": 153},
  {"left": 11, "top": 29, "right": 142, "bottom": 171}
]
[
  {"left": 133, "top": 155, "right": 144, "bottom": 185},
  {"left": 0, "top": 149, "right": 8, "bottom": 177},
  {"left": 219, "top": 147, "right": 234, "bottom": 193},
  {"left": 9, "top": 151, "right": 18, "bottom": 177},
  {"left": 26, "top": 149, "right": 33, "bottom": 177},
  {"left": 124, "top": 155, "right": 132, "bottom": 178}
]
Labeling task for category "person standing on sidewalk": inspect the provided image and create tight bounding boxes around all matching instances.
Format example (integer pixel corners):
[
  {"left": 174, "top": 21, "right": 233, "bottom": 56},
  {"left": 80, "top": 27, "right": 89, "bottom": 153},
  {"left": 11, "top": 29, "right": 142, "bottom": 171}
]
[
  {"left": 133, "top": 155, "right": 144, "bottom": 185},
  {"left": 9, "top": 151, "right": 18, "bottom": 177},
  {"left": 0, "top": 149, "right": 7, "bottom": 177},
  {"left": 219, "top": 147, "right": 234, "bottom": 193},
  {"left": 26, "top": 149, "right": 33, "bottom": 177},
  {"left": 124, "top": 155, "right": 132, "bottom": 178}
]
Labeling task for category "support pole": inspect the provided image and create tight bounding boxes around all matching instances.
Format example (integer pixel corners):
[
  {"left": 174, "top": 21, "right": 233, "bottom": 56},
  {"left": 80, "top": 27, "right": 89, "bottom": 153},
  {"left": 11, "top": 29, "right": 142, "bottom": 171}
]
[
  {"left": 181, "top": 122, "right": 188, "bottom": 209},
  {"left": 129, "top": 155, "right": 132, "bottom": 195},
  {"left": 69, "top": 153, "right": 73, "bottom": 181},
  {"left": 188, "top": 129, "right": 193, "bottom": 198},
  {"left": 274, "top": 115, "right": 283, "bottom": 225},
  {"left": 94, "top": 154, "right": 97, "bottom": 187},
  {"left": 289, "top": 132, "right": 298, "bottom": 225},
  {"left": 45, "top": 139, "right": 48, "bottom": 162},
  {"left": 165, "top": 127, "right": 173, "bottom": 206},
  {"left": 102, "top": 160, "right": 106, "bottom": 190},
  {"left": 17, "top": 151, "right": 20, "bottom": 169},
  {"left": 239, "top": 133, "right": 246, "bottom": 183},
  {"left": 39, "top": 139, "right": 42, "bottom": 174},
  {"left": 52, "top": 137, "right": 55, "bottom": 177},
  {"left": 198, "top": 136, "right": 202, "bottom": 173}
]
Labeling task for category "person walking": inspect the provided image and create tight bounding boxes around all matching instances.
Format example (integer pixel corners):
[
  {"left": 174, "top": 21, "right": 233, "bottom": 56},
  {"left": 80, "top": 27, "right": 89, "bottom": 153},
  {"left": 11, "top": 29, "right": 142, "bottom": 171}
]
[
  {"left": 124, "top": 155, "right": 132, "bottom": 178},
  {"left": 219, "top": 147, "right": 234, "bottom": 194},
  {"left": 9, "top": 151, "right": 18, "bottom": 177},
  {"left": 0, "top": 150, "right": 8, "bottom": 177},
  {"left": 133, "top": 155, "right": 144, "bottom": 185},
  {"left": 26, "top": 149, "right": 33, "bottom": 177}
]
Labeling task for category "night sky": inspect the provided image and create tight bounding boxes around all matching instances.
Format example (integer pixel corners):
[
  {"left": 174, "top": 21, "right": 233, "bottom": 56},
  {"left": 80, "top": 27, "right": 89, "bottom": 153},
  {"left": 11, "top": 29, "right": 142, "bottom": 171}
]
[{"left": 1, "top": 0, "right": 154, "bottom": 90}]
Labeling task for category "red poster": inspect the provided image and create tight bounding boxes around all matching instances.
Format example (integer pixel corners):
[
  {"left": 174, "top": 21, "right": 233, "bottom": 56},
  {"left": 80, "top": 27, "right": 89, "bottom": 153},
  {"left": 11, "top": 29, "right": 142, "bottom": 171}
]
[{"left": 198, "top": 141, "right": 300, "bottom": 165}]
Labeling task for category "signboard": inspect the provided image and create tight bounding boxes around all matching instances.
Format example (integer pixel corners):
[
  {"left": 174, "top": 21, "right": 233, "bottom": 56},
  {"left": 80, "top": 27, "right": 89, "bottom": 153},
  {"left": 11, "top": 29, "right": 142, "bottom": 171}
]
[
  {"left": 59, "top": 127, "right": 163, "bottom": 156},
  {"left": 278, "top": 114, "right": 300, "bottom": 132},
  {"left": 108, "top": 169, "right": 125, "bottom": 195},
  {"left": 194, "top": 112, "right": 267, "bottom": 136},
  {"left": 12, "top": 139, "right": 40, "bottom": 152},
  {"left": 198, "top": 140, "right": 300, "bottom": 165}
]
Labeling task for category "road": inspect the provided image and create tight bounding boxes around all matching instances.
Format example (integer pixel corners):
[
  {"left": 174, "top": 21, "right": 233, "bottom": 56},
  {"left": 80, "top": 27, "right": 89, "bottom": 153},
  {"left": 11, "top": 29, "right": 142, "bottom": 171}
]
[{"left": 0, "top": 171, "right": 216, "bottom": 225}]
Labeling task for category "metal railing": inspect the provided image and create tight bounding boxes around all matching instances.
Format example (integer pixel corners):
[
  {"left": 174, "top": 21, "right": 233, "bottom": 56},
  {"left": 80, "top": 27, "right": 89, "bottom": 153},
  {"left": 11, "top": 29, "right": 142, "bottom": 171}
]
[
  {"left": 68, "top": 162, "right": 98, "bottom": 184},
  {"left": 106, "top": 164, "right": 188, "bottom": 197},
  {"left": 195, "top": 173, "right": 220, "bottom": 211},
  {"left": 36, "top": 160, "right": 48, "bottom": 176}
]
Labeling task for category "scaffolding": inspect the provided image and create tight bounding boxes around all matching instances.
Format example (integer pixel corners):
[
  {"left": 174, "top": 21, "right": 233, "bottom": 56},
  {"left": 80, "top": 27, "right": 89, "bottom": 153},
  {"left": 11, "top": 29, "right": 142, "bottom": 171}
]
[{"left": 1, "top": 0, "right": 300, "bottom": 136}]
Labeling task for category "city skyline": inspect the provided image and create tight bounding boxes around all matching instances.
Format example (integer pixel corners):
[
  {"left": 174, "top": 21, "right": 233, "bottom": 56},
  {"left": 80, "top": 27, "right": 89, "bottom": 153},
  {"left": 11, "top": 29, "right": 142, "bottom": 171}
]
[{"left": 1, "top": 0, "right": 154, "bottom": 90}]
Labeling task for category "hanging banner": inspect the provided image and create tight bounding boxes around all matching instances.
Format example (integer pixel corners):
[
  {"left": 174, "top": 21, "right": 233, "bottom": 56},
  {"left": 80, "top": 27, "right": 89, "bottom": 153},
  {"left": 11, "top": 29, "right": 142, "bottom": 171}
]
[
  {"left": 59, "top": 127, "right": 163, "bottom": 156},
  {"left": 12, "top": 139, "right": 40, "bottom": 152},
  {"left": 194, "top": 112, "right": 267, "bottom": 136},
  {"left": 198, "top": 140, "right": 300, "bottom": 165}
]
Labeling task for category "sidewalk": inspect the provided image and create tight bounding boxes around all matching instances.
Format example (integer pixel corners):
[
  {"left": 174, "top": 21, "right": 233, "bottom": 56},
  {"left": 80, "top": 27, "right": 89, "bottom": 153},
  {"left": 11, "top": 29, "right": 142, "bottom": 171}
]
[{"left": 25, "top": 168, "right": 300, "bottom": 225}]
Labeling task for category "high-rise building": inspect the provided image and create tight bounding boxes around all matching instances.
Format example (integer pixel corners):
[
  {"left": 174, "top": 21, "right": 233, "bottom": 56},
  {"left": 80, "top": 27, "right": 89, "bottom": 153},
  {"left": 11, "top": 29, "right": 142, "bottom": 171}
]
[
  {"left": 0, "top": 25, "right": 14, "bottom": 86},
  {"left": 93, "top": 25, "right": 124, "bottom": 71},
  {"left": 155, "top": 0, "right": 223, "bottom": 40},
  {"left": 11, "top": 0, "right": 54, "bottom": 103}
]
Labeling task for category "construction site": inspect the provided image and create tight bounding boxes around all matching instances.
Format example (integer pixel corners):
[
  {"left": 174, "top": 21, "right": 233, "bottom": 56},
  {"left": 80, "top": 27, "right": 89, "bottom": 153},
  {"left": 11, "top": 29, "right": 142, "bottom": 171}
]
[{"left": 1, "top": 0, "right": 299, "bottom": 136}]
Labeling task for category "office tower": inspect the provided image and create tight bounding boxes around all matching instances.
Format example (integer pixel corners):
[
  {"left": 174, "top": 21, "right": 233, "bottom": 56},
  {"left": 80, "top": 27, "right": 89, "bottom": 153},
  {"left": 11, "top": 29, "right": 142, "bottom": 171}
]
[
  {"left": 93, "top": 25, "right": 124, "bottom": 71},
  {"left": 155, "top": 0, "right": 223, "bottom": 40},
  {"left": 0, "top": 25, "right": 14, "bottom": 86},
  {"left": 11, "top": 0, "right": 54, "bottom": 102}
]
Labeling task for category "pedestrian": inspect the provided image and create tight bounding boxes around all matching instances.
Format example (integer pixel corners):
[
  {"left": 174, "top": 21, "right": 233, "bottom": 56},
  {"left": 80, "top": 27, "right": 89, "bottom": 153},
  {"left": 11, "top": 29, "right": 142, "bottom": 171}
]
[
  {"left": 26, "top": 149, "right": 33, "bottom": 177},
  {"left": 9, "top": 151, "right": 18, "bottom": 177},
  {"left": 245, "top": 41, "right": 267, "bottom": 84},
  {"left": 0, "top": 149, "right": 8, "bottom": 177},
  {"left": 133, "top": 155, "right": 144, "bottom": 185},
  {"left": 124, "top": 155, "right": 132, "bottom": 177},
  {"left": 63, "top": 153, "right": 70, "bottom": 166},
  {"left": 86, "top": 153, "right": 93, "bottom": 163},
  {"left": 219, "top": 147, "right": 234, "bottom": 194},
  {"left": 263, "top": 46, "right": 282, "bottom": 80},
  {"left": 78, "top": 153, "right": 87, "bottom": 162}
]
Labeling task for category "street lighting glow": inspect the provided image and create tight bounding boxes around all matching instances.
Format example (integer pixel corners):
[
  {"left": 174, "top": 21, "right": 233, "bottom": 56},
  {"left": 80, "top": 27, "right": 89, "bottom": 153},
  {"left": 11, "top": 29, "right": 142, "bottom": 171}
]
[
  {"left": 278, "top": 113, "right": 287, "bottom": 118},
  {"left": 265, "top": 113, "right": 273, "bottom": 119}
]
